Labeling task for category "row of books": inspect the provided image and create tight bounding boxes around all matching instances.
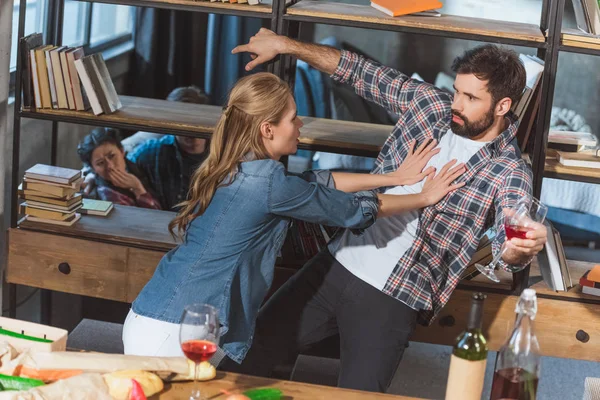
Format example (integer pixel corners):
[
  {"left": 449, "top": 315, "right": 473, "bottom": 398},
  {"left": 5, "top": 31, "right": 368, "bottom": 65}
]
[
  {"left": 572, "top": 0, "right": 600, "bottom": 36},
  {"left": 20, "top": 33, "right": 122, "bottom": 116},
  {"left": 18, "top": 164, "right": 114, "bottom": 227}
]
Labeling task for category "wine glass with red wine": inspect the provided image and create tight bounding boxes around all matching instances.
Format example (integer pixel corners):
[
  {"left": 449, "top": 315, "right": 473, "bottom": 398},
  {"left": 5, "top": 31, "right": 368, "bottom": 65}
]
[
  {"left": 180, "top": 303, "right": 220, "bottom": 400},
  {"left": 475, "top": 196, "right": 547, "bottom": 282}
]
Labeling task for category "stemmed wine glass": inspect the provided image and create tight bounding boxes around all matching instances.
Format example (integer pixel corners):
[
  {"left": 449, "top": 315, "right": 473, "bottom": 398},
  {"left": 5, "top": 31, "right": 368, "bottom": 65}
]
[
  {"left": 476, "top": 196, "right": 548, "bottom": 282},
  {"left": 180, "top": 303, "right": 220, "bottom": 400}
]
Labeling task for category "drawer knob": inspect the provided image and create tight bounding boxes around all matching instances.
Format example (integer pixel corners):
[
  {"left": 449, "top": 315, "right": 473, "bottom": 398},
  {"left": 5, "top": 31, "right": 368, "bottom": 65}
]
[
  {"left": 439, "top": 315, "right": 455, "bottom": 327},
  {"left": 58, "top": 263, "right": 71, "bottom": 275},
  {"left": 576, "top": 330, "right": 590, "bottom": 343}
]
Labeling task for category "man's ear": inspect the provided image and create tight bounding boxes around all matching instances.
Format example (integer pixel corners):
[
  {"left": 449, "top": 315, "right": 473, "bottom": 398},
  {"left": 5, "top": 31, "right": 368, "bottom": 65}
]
[
  {"left": 259, "top": 121, "right": 273, "bottom": 140},
  {"left": 495, "top": 97, "right": 512, "bottom": 117}
]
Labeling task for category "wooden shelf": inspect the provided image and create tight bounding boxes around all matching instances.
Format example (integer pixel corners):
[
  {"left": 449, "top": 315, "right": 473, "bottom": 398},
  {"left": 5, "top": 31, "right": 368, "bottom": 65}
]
[
  {"left": 560, "top": 28, "right": 600, "bottom": 56},
  {"left": 21, "top": 96, "right": 392, "bottom": 157},
  {"left": 18, "top": 205, "right": 178, "bottom": 252},
  {"left": 284, "top": 1, "right": 546, "bottom": 46},
  {"left": 544, "top": 149, "right": 600, "bottom": 184},
  {"left": 78, "top": 0, "right": 272, "bottom": 17}
]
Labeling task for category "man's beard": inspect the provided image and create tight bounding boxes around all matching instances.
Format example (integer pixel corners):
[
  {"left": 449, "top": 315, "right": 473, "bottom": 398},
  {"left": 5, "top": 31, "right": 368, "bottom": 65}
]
[{"left": 450, "top": 105, "right": 495, "bottom": 138}]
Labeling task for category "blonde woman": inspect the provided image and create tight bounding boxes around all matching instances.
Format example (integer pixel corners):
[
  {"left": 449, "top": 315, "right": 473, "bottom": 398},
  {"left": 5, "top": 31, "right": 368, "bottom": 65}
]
[{"left": 123, "top": 73, "right": 465, "bottom": 365}]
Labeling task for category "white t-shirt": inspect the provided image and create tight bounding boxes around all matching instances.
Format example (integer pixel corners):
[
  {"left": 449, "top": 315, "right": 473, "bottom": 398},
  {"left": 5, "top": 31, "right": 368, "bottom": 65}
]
[{"left": 328, "top": 130, "right": 488, "bottom": 295}]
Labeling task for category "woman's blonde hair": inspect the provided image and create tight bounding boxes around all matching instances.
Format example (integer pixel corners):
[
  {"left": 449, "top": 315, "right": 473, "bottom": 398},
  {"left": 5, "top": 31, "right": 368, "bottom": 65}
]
[{"left": 169, "top": 72, "right": 293, "bottom": 238}]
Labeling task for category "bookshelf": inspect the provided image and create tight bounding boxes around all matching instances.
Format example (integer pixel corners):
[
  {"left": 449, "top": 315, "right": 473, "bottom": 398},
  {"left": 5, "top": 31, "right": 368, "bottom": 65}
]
[
  {"left": 6, "top": 0, "right": 600, "bottom": 334},
  {"left": 284, "top": 1, "right": 546, "bottom": 46}
]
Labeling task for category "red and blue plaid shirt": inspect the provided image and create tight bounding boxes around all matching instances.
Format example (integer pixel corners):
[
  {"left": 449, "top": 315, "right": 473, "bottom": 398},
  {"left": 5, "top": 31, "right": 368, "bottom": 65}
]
[{"left": 332, "top": 50, "right": 532, "bottom": 325}]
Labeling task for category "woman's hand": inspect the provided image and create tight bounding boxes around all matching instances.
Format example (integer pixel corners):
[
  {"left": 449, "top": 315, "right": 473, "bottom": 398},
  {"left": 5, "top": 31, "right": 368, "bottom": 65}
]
[
  {"left": 386, "top": 139, "right": 440, "bottom": 186},
  {"left": 108, "top": 169, "right": 147, "bottom": 198},
  {"left": 420, "top": 159, "right": 466, "bottom": 206}
]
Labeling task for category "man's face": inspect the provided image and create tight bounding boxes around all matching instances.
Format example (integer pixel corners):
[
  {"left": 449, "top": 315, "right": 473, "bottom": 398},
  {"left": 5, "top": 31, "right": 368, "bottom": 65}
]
[{"left": 451, "top": 74, "right": 496, "bottom": 139}]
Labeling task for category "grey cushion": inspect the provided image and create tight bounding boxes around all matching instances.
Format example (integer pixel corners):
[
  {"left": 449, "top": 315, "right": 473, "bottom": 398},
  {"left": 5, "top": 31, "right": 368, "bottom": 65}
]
[{"left": 67, "top": 318, "right": 124, "bottom": 354}]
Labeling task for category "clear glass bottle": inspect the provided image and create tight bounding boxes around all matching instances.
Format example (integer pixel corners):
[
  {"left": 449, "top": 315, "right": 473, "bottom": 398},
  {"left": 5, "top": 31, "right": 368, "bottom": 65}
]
[
  {"left": 490, "top": 288, "right": 540, "bottom": 400},
  {"left": 445, "top": 292, "right": 488, "bottom": 400}
]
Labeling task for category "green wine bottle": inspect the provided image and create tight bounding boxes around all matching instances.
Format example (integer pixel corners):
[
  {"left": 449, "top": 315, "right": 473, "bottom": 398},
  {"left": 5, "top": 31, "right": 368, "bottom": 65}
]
[{"left": 445, "top": 292, "right": 488, "bottom": 400}]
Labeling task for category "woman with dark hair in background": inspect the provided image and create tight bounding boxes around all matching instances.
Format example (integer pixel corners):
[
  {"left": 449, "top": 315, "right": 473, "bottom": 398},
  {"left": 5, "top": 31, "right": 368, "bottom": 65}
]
[{"left": 77, "top": 128, "right": 161, "bottom": 210}]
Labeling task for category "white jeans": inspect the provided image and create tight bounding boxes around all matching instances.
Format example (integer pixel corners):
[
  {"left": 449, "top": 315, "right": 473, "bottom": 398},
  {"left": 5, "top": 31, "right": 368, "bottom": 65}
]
[{"left": 122, "top": 309, "right": 226, "bottom": 366}]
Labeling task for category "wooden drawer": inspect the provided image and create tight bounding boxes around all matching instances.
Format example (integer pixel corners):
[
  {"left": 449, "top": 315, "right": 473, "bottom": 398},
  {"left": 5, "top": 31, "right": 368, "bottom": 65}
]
[{"left": 7, "top": 229, "right": 128, "bottom": 301}]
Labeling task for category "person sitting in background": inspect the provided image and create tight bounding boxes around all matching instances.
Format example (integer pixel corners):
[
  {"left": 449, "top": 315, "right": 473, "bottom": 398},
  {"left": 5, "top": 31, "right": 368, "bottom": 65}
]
[
  {"left": 82, "top": 86, "right": 210, "bottom": 210},
  {"left": 77, "top": 128, "right": 161, "bottom": 210}
]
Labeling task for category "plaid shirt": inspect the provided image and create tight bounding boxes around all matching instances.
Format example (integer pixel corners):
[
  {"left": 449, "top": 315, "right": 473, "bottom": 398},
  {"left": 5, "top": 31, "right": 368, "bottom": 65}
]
[{"left": 332, "top": 50, "right": 533, "bottom": 325}]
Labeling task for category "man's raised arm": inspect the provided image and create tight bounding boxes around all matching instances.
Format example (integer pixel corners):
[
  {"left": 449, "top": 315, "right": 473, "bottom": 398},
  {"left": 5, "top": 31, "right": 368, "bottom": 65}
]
[
  {"left": 232, "top": 28, "right": 341, "bottom": 75},
  {"left": 233, "top": 29, "right": 447, "bottom": 117}
]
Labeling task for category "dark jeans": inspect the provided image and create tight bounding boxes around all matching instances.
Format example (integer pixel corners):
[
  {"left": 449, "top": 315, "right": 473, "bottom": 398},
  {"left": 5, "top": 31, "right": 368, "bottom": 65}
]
[{"left": 223, "top": 249, "right": 418, "bottom": 393}]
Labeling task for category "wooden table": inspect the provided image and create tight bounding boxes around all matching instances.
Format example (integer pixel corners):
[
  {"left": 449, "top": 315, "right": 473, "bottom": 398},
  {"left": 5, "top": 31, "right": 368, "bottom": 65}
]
[{"left": 157, "top": 372, "right": 422, "bottom": 399}]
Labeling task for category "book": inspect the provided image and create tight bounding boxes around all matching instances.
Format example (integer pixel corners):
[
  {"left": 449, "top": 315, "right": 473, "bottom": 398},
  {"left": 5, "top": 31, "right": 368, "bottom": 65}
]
[
  {"left": 75, "top": 58, "right": 103, "bottom": 115},
  {"left": 584, "top": 0, "right": 600, "bottom": 34},
  {"left": 44, "top": 46, "right": 59, "bottom": 108},
  {"left": 24, "top": 164, "right": 82, "bottom": 185},
  {"left": 586, "top": 264, "right": 600, "bottom": 281},
  {"left": 89, "top": 53, "right": 122, "bottom": 113},
  {"left": 579, "top": 269, "right": 600, "bottom": 288},
  {"left": 572, "top": 0, "right": 591, "bottom": 33},
  {"left": 22, "top": 200, "right": 82, "bottom": 213},
  {"left": 19, "top": 33, "right": 43, "bottom": 108},
  {"left": 22, "top": 181, "right": 77, "bottom": 198},
  {"left": 552, "top": 225, "right": 572, "bottom": 290},
  {"left": 538, "top": 220, "right": 565, "bottom": 291},
  {"left": 18, "top": 184, "right": 69, "bottom": 200},
  {"left": 50, "top": 46, "right": 69, "bottom": 109},
  {"left": 21, "top": 205, "right": 76, "bottom": 221},
  {"left": 21, "top": 192, "right": 83, "bottom": 208},
  {"left": 59, "top": 47, "right": 75, "bottom": 109},
  {"left": 35, "top": 45, "right": 54, "bottom": 109},
  {"left": 30, "top": 48, "right": 42, "bottom": 109},
  {"left": 548, "top": 130, "right": 598, "bottom": 147},
  {"left": 583, "top": 285, "right": 600, "bottom": 296},
  {"left": 370, "top": 0, "right": 442, "bottom": 17},
  {"left": 25, "top": 213, "right": 81, "bottom": 227},
  {"left": 80, "top": 199, "right": 114, "bottom": 216},
  {"left": 556, "top": 150, "right": 600, "bottom": 169},
  {"left": 66, "top": 47, "right": 86, "bottom": 111},
  {"left": 24, "top": 175, "right": 83, "bottom": 190}
]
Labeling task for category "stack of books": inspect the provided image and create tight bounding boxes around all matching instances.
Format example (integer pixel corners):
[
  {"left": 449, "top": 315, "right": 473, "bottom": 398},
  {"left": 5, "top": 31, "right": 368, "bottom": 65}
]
[
  {"left": 19, "top": 164, "right": 83, "bottom": 226},
  {"left": 19, "top": 33, "right": 122, "bottom": 116},
  {"left": 580, "top": 265, "right": 600, "bottom": 296}
]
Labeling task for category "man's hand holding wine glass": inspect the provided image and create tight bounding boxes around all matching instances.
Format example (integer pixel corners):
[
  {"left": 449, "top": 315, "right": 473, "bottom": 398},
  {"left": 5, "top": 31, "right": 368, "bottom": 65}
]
[{"left": 501, "top": 208, "right": 547, "bottom": 265}]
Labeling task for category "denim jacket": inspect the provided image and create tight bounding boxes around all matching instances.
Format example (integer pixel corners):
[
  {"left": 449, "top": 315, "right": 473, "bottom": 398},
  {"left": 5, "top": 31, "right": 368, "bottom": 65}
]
[{"left": 132, "top": 159, "right": 378, "bottom": 363}]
